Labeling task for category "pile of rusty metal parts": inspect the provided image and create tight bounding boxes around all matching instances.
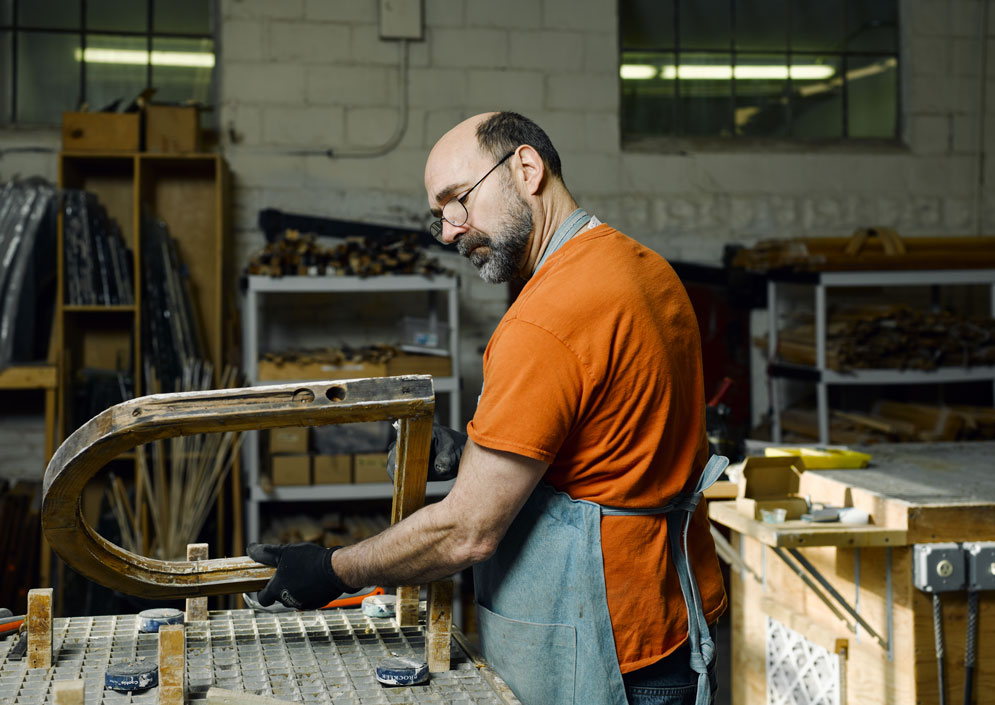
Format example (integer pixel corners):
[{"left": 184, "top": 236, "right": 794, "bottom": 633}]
[
  {"left": 260, "top": 512, "right": 390, "bottom": 549},
  {"left": 733, "top": 228, "right": 995, "bottom": 272},
  {"left": 246, "top": 230, "right": 448, "bottom": 278},
  {"left": 779, "top": 401, "right": 995, "bottom": 444},
  {"left": 260, "top": 345, "right": 397, "bottom": 369},
  {"left": 763, "top": 305, "right": 995, "bottom": 372}
]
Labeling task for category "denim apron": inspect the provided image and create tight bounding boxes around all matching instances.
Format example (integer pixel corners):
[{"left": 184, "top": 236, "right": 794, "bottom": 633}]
[{"left": 474, "top": 454, "right": 729, "bottom": 705}]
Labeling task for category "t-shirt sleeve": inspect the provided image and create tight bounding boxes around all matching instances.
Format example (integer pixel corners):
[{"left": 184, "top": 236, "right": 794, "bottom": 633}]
[{"left": 467, "top": 319, "right": 588, "bottom": 464}]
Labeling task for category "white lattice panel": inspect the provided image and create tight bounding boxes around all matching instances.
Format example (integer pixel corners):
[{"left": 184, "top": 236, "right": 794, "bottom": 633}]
[{"left": 766, "top": 617, "right": 843, "bottom": 705}]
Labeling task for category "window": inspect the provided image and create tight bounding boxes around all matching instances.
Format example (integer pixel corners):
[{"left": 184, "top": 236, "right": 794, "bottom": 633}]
[
  {"left": 0, "top": 0, "right": 215, "bottom": 125},
  {"left": 620, "top": 1, "right": 899, "bottom": 143}
]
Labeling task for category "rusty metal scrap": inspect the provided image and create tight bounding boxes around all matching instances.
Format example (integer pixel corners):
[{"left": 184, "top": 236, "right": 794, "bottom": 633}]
[
  {"left": 246, "top": 230, "right": 448, "bottom": 278},
  {"left": 261, "top": 344, "right": 397, "bottom": 368}
]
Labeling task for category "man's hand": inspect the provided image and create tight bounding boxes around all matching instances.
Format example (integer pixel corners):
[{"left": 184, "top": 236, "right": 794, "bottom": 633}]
[
  {"left": 386, "top": 423, "right": 468, "bottom": 482},
  {"left": 246, "top": 542, "right": 357, "bottom": 610}
]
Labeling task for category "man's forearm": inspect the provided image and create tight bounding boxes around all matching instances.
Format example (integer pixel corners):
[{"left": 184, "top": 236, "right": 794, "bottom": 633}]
[{"left": 330, "top": 498, "right": 483, "bottom": 587}]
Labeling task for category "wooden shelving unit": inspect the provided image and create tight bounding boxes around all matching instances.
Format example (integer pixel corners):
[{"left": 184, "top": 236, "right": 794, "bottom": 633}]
[{"left": 52, "top": 152, "right": 236, "bottom": 604}]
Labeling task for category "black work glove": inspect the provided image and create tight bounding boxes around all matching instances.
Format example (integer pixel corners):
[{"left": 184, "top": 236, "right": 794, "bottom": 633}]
[
  {"left": 386, "top": 422, "right": 468, "bottom": 482},
  {"left": 247, "top": 542, "right": 357, "bottom": 610}
]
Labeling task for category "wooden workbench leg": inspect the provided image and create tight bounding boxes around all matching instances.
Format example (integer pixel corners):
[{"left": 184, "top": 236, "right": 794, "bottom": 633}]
[
  {"left": 158, "top": 624, "right": 185, "bottom": 705},
  {"left": 27, "top": 587, "right": 53, "bottom": 669},
  {"left": 185, "top": 543, "right": 209, "bottom": 621},
  {"left": 52, "top": 679, "right": 85, "bottom": 705},
  {"left": 426, "top": 579, "right": 453, "bottom": 672}
]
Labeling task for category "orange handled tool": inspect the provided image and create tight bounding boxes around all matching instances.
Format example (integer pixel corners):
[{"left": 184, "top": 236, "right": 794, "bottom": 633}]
[
  {"left": 0, "top": 615, "right": 25, "bottom": 637},
  {"left": 322, "top": 587, "right": 385, "bottom": 609}
]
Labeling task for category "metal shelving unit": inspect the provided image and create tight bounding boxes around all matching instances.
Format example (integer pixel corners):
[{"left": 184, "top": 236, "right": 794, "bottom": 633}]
[
  {"left": 241, "top": 273, "right": 462, "bottom": 543},
  {"left": 768, "top": 269, "right": 995, "bottom": 443}
]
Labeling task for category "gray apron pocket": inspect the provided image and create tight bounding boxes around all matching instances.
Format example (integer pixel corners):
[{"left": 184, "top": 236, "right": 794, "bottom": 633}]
[{"left": 476, "top": 602, "right": 578, "bottom": 705}]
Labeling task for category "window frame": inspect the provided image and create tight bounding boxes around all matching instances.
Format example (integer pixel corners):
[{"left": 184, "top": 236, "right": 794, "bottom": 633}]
[
  {"left": 618, "top": 0, "right": 903, "bottom": 151},
  {"left": 0, "top": 0, "right": 218, "bottom": 126}
]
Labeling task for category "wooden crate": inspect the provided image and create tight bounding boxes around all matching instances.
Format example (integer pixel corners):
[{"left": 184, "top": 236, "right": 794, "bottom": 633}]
[{"left": 62, "top": 112, "right": 140, "bottom": 152}]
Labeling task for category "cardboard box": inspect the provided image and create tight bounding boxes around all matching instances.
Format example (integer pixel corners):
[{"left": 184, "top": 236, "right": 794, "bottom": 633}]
[
  {"left": 314, "top": 454, "right": 352, "bottom": 484},
  {"left": 386, "top": 353, "right": 452, "bottom": 377},
  {"left": 62, "top": 112, "right": 141, "bottom": 152},
  {"left": 271, "top": 454, "right": 311, "bottom": 486},
  {"left": 735, "top": 455, "right": 809, "bottom": 520},
  {"left": 145, "top": 104, "right": 201, "bottom": 153},
  {"left": 353, "top": 452, "right": 390, "bottom": 483},
  {"left": 269, "top": 427, "right": 309, "bottom": 454},
  {"left": 257, "top": 359, "right": 387, "bottom": 382}
]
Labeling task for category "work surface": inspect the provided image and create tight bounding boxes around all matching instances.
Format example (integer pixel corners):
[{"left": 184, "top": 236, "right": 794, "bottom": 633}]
[
  {"left": 816, "top": 441, "right": 995, "bottom": 504},
  {"left": 0, "top": 608, "right": 518, "bottom": 704}
]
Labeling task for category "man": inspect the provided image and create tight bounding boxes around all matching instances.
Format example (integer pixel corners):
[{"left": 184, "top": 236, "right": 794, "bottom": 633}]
[{"left": 249, "top": 112, "right": 727, "bottom": 705}]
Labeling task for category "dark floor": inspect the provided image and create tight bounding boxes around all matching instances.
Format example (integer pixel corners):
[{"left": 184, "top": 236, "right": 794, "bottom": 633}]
[{"left": 716, "top": 616, "right": 732, "bottom": 705}]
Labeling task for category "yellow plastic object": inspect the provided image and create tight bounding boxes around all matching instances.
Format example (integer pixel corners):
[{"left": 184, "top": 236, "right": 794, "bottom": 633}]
[{"left": 764, "top": 447, "right": 871, "bottom": 469}]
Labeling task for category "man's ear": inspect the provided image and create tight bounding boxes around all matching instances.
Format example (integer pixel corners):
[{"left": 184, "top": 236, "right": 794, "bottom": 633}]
[{"left": 514, "top": 145, "right": 545, "bottom": 196}]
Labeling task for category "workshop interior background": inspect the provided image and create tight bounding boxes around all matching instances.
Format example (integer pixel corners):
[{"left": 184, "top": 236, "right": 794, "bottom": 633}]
[{"left": 1, "top": 0, "right": 994, "bottom": 631}]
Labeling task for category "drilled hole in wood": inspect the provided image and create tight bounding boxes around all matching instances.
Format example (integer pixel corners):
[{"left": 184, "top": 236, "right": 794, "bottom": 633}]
[
  {"left": 293, "top": 389, "right": 316, "bottom": 404},
  {"left": 326, "top": 386, "right": 347, "bottom": 402}
]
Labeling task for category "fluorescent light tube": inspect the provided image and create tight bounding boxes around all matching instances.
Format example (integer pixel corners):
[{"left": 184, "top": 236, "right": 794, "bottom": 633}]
[
  {"left": 620, "top": 64, "right": 657, "bottom": 80},
  {"left": 74, "top": 48, "right": 215, "bottom": 68}
]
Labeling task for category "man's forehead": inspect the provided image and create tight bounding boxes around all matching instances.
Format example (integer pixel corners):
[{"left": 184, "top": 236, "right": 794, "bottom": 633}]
[{"left": 425, "top": 116, "right": 493, "bottom": 205}]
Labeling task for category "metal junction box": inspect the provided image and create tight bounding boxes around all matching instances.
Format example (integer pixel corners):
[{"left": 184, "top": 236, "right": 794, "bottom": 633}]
[
  {"left": 913, "top": 542, "right": 966, "bottom": 593},
  {"left": 964, "top": 541, "right": 995, "bottom": 591}
]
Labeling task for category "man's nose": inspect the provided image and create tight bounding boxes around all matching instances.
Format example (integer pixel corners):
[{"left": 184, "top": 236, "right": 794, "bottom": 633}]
[{"left": 440, "top": 219, "right": 467, "bottom": 245}]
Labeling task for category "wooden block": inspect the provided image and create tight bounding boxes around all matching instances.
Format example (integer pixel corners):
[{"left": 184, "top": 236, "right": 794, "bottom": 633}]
[
  {"left": 52, "top": 679, "right": 85, "bottom": 705},
  {"left": 426, "top": 579, "right": 453, "bottom": 672},
  {"left": 396, "top": 585, "right": 420, "bottom": 627},
  {"left": 145, "top": 104, "right": 200, "bottom": 154},
  {"left": 27, "top": 587, "right": 53, "bottom": 669},
  {"left": 186, "top": 543, "right": 209, "bottom": 622},
  {"left": 158, "top": 624, "right": 185, "bottom": 705}
]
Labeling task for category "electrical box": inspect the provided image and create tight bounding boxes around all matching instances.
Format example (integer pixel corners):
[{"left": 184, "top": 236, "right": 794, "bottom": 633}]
[
  {"left": 913, "top": 543, "right": 965, "bottom": 593},
  {"left": 964, "top": 542, "right": 995, "bottom": 591},
  {"left": 379, "top": 0, "right": 423, "bottom": 40}
]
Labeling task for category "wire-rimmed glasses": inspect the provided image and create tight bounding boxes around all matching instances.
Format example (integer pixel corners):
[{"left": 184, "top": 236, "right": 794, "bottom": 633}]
[{"left": 430, "top": 150, "right": 515, "bottom": 242}]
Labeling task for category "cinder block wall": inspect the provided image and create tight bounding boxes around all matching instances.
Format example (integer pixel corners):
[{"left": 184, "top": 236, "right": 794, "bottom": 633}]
[{"left": 0, "top": 0, "right": 992, "bottom": 474}]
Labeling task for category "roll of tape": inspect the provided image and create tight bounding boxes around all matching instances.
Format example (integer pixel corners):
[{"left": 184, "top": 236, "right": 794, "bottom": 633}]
[
  {"left": 362, "top": 594, "right": 396, "bottom": 619},
  {"left": 137, "top": 607, "right": 184, "bottom": 633},
  {"left": 105, "top": 657, "right": 158, "bottom": 691},
  {"left": 375, "top": 657, "right": 429, "bottom": 686}
]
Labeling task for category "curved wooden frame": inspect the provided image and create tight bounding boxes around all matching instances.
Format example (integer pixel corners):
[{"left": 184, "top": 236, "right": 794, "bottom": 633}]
[{"left": 42, "top": 375, "right": 434, "bottom": 599}]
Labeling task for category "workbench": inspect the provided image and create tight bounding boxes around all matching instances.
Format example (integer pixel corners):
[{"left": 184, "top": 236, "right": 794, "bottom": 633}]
[
  {"left": 709, "top": 442, "right": 995, "bottom": 705},
  {"left": 0, "top": 606, "right": 520, "bottom": 704}
]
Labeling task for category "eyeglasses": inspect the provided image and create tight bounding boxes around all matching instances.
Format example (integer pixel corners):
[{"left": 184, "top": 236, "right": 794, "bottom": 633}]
[{"left": 430, "top": 150, "right": 516, "bottom": 242}]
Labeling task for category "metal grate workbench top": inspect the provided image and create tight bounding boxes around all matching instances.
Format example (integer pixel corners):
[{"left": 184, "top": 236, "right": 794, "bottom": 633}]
[{"left": 0, "top": 608, "right": 518, "bottom": 705}]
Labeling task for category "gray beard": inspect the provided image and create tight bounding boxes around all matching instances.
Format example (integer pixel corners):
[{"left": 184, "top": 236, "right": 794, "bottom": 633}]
[{"left": 457, "top": 192, "right": 533, "bottom": 284}]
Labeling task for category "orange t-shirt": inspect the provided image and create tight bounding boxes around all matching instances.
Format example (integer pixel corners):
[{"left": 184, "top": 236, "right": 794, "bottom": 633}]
[{"left": 467, "top": 225, "right": 727, "bottom": 674}]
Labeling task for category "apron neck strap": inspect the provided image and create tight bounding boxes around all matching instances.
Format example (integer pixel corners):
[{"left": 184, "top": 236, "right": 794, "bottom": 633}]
[{"left": 534, "top": 208, "right": 589, "bottom": 274}]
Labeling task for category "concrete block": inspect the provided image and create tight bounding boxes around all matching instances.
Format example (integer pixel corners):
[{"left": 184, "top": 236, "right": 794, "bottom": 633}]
[
  {"left": 307, "top": 65, "right": 396, "bottom": 107},
  {"left": 905, "top": 1, "right": 947, "bottom": 37},
  {"left": 543, "top": 0, "right": 615, "bottom": 32},
  {"left": 222, "top": 0, "right": 304, "bottom": 20},
  {"left": 912, "top": 195, "right": 943, "bottom": 227},
  {"left": 262, "top": 105, "right": 345, "bottom": 146},
  {"left": 951, "top": 0, "right": 983, "bottom": 37},
  {"left": 562, "top": 153, "right": 621, "bottom": 193},
  {"left": 431, "top": 28, "right": 507, "bottom": 68},
  {"left": 620, "top": 153, "right": 696, "bottom": 195},
  {"left": 509, "top": 30, "right": 584, "bottom": 72},
  {"left": 425, "top": 108, "right": 472, "bottom": 146},
  {"left": 953, "top": 114, "right": 979, "bottom": 152},
  {"left": 305, "top": 0, "right": 377, "bottom": 23},
  {"left": 226, "top": 152, "right": 309, "bottom": 189},
  {"left": 304, "top": 154, "right": 387, "bottom": 190},
  {"left": 223, "top": 63, "right": 305, "bottom": 104},
  {"left": 221, "top": 19, "right": 264, "bottom": 62},
  {"left": 585, "top": 112, "right": 620, "bottom": 153},
  {"left": 465, "top": 69, "right": 544, "bottom": 112},
  {"left": 909, "top": 114, "right": 950, "bottom": 155},
  {"left": 466, "top": 0, "right": 540, "bottom": 28},
  {"left": 953, "top": 37, "right": 982, "bottom": 76},
  {"left": 951, "top": 76, "right": 981, "bottom": 113},
  {"left": 546, "top": 73, "right": 617, "bottom": 112},
  {"left": 769, "top": 195, "right": 799, "bottom": 229},
  {"left": 383, "top": 148, "right": 437, "bottom": 191},
  {"left": 425, "top": 0, "right": 464, "bottom": 27},
  {"left": 346, "top": 107, "right": 406, "bottom": 147},
  {"left": 268, "top": 20, "right": 351, "bottom": 63},
  {"left": 221, "top": 104, "right": 263, "bottom": 147},
  {"left": 944, "top": 196, "right": 976, "bottom": 230},
  {"left": 902, "top": 36, "right": 949, "bottom": 78},
  {"left": 408, "top": 68, "right": 468, "bottom": 109},
  {"left": 583, "top": 31, "right": 619, "bottom": 74}
]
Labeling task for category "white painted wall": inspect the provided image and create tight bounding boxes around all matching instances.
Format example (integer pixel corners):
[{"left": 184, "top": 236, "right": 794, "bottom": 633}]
[{"left": 0, "top": 0, "right": 993, "bottom": 464}]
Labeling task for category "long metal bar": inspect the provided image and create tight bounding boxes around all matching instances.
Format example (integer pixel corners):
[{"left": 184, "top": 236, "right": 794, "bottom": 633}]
[
  {"left": 771, "top": 547, "right": 857, "bottom": 634},
  {"left": 786, "top": 547, "right": 888, "bottom": 650}
]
